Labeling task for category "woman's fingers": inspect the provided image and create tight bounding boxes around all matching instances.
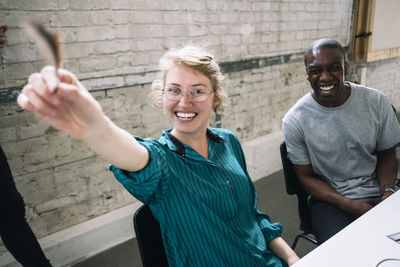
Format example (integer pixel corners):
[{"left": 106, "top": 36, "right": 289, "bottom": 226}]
[
  {"left": 18, "top": 66, "right": 105, "bottom": 140},
  {"left": 17, "top": 90, "right": 35, "bottom": 112},
  {"left": 28, "top": 72, "right": 60, "bottom": 107},
  {"left": 27, "top": 72, "right": 60, "bottom": 108},
  {"left": 58, "top": 82, "right": 80, "bottom": 101},
  {"left": 41, "top": 66, "right": 59, "bottom": 93},
  {"left": 19, "top": 83, "right": 58, "bottom": 117},
  {"left": 58, "top": 68, "right": 80, "bottom": 87}
]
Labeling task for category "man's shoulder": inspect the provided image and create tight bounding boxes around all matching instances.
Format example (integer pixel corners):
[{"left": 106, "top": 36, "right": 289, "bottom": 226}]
[
  {"left": 350, "top": 82, "right": 386, "bottom": 99},
  {"left": 283, "top": 92, "right": 313, "bottom": 122},
  {"left": 348, "top": 83, "right": 391, "bottom": 112}
]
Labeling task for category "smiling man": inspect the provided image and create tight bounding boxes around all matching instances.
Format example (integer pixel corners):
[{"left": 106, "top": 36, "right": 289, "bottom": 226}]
[{"left": 282, "top": 38, "right": 400, "bottom": 244}]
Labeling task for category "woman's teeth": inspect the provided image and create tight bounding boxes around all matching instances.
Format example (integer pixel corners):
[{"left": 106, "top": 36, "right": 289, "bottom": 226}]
[
  {"left": 320, "top": 85, "right": 334, "bottom": 91},
  {"left": 176, "top": 112, "right": 196, "bottom": 120}
]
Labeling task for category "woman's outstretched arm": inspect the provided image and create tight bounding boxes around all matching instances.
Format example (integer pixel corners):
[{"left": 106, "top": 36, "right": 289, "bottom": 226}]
[{"left": 17, "top": 66, "right": 149, "bottom": 172}]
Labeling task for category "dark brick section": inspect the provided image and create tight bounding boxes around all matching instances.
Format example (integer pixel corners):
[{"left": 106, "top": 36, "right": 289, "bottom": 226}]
[
  {"left": 0, "top": 87, "right": 21, "bottom": 103},
  {"left": 219, "top": 45, "right": 349, "bottom": 74},
  {"left": 0, "top": 52, "right": 305, "bottom": 104},
  {"left": 220, "top": 52, "right": 304, "bottom": 73}
]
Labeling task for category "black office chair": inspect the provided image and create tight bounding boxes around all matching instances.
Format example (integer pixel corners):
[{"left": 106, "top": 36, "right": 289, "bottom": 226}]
[
  {"left": 280, "top": 141, "right": 318, "bottom": 250},
  {"left": 133, "top": 204, "right": 169, "bottom": 267}
]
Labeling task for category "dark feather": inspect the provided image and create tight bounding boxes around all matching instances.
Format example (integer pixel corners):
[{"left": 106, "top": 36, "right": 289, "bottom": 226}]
[{"left": 24, "top": 22, "right": 62, "bottom": 69}]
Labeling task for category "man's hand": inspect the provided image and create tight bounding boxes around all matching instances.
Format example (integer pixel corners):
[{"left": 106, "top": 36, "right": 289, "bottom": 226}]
[
  {"left": 342, "top": 197, "right": 380, "bottom": 217},
  {"left": 0, "top": 24, "right": 8, "bottom": 49},
  {"left": 381, "top": 190, "right": 394, "bottom": 201}
]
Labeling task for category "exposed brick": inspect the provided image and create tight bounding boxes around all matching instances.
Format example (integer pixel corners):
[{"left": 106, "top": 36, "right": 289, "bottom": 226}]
[
  {"left": 115, "top": 24, "right": 152, "bottom": 39},
  {"left": 30, "top": 0, "right": 69, "bottom": 10},
  {"left": 124, "top": 71, "right": 158, "bottom": 86},
  {"left": 4, "top": 62, "right": 35, "bottom": 81},
  {"left": 163, "top": 12, "right": 194, "bottom": 24},
  {"left": 206, "top": 1, "right": 230, "bottom": 11},
  {"left": 147, "top": 0, "right": 181, "bottom": 11},
  {"left": 81, "top": 76, "right": 125, "bottom": 91},
  {"left": 0, "top": 127, "right": 17, "bottom": 142},
  {"left": 184, "top": 0, "right": 207, "bottom": 11},
  {"left": 63, "top": 43, "right": 93, "bottom": 59},
  {"left": 4, "top": 28, "right": 28, "bottom": 46},
  {"left": 252, "top": 2, "right": 272, "bottom": 11},
  {"left": 75, "top": 26, "right": 116, "bottom": 42},
  {"left": 50, "top": 12, "right": 93, "bottom": 27},
  {"left": 69, "top": 0, "right": 110, "bottom": 10},
  {"left": 110, "top": 0, "right": 147, "bottom": 10},
  {"left": 290, "top": 2, "right": 306, "bottom": 11},
  {"left": 78, "top": 56, "right": 117, "bottom": 73},
  {"left": 3, "top": 44, "right": 41, "bottom": 64},
  {"left": 0, "top": 0, "right": 32, "bottom": 10},
  {"left": 92, "top": 40, "right": 131, "bottom": 54}
]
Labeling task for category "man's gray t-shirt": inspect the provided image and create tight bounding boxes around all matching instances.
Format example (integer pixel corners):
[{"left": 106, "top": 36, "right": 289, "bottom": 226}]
[{"left": 282, "top": 82, "right": 400, "bottom": 198}]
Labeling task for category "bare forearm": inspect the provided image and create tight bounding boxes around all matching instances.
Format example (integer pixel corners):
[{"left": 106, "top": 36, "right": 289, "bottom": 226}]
[
  {"left": 376, "top": 147, "right": 397, "bottom": 200},
  {"left": 83, "top": 115, "right": 149, "bottom": 172},
  {"left": 376, "top": 147, "right": 397, "bottom": 192},
  {"left": 295, "top": 165, "right": 348, "bottom": 209},
  {"left": 268, "top": 237, "right": 299, "bottom": 266},
  {"left": 295, "top": 165, "right": 380, "bottom": 217}
]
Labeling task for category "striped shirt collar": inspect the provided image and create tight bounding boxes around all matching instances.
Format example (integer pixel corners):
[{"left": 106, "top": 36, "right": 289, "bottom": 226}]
[{"left": 163, "top": 128, "right": 225, "bottom": 157}]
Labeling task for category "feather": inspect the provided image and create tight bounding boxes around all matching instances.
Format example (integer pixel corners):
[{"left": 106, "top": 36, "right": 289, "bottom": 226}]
[{"left": 24, "top": 22, "right": 62, "bottom": 69}]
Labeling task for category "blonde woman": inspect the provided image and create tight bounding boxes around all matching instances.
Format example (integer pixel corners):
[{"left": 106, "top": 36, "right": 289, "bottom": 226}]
[{"left": 18, "top": 46, "right": 299, "bottom": 266}]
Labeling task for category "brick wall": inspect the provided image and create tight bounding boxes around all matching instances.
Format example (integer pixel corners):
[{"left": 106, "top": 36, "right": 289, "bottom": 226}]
[
  {"left": 364, "top": 58, "right": 400, "bottom": 108},
  {"left": 2, "top": 0, "right": 391, "bottom": 242}
]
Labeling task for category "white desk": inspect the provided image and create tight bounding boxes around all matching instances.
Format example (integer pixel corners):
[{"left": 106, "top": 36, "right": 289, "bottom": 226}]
[{"left": 293, "top": 190, "right": 400, "bottom": 267}]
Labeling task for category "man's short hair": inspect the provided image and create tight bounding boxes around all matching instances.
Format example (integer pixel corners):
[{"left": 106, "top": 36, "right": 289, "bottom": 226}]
[{"left": 304, "top": 38, "right": 347, "bottom": 65}]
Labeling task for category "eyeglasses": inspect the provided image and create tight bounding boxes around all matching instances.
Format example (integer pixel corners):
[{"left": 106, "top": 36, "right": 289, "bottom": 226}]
[{"left": 163, "top": 87, "right": 214, "bottom": 102}]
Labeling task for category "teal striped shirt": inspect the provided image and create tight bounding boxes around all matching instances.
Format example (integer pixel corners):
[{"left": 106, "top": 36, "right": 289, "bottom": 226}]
[{"left": 110, "top": 128, "right": 286, "bottom": 267}]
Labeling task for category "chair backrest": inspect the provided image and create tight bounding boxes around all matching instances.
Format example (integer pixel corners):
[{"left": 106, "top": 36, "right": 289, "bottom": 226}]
[
  {"left": 279, "top": 141, "right": 313, "bottom": 234},
  {"left": 133, "top": 204, "right": 169, "bottom": 267}
]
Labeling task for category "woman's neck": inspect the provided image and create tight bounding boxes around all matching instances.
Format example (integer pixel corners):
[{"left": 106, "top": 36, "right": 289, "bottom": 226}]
[{"left": 170, "top": 129, "right": 209, "bottom": 158}]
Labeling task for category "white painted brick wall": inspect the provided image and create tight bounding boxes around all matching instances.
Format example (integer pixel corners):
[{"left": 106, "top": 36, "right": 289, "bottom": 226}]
[{"left": 364, "top": 57, "right": 400, "bottom": 108}]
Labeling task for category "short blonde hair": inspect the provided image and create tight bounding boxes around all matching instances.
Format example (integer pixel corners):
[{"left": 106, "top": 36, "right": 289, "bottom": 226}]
[{"left": 151, "top": 45, "right": 226, "bottom": 114}]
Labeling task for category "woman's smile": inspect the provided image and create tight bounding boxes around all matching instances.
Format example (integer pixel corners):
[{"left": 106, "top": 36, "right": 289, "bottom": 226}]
[{"left": 163, "top": 64, "right": 215, "bottom": 139}]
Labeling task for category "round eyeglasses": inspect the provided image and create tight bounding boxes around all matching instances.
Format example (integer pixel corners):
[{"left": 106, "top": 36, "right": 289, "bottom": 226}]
[{"left": 163, "top": 87, "right": 214, "bottom": 102}]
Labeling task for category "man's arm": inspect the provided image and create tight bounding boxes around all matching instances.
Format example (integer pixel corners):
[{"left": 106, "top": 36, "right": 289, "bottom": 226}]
[
  {"left": 294, "top": 164, "right": 380, "bottom": 217},
  {"left": 376, "top": 147, "right": 398, "bottom": 200}
]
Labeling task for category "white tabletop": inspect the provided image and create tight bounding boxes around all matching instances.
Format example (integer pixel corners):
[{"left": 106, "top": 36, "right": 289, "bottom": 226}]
[{"left": 293, "top": 190, "right": 400, "bottom": 267}]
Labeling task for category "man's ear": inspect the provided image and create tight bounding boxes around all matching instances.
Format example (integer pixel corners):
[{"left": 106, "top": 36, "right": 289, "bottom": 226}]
[
  {"left": 305, "top": 67, "right": 310, "bottom": 82},
  {"left": 344, "top": 61, "right": 348, "bottom": 76}
]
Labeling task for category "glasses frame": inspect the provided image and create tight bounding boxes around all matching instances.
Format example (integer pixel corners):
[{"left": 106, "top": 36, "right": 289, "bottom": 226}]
[{"left": 163, "top": 88, "right": 214, "bottom": 102}]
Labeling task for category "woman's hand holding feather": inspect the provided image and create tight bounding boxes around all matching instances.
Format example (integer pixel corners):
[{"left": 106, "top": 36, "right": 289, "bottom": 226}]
[{"left": 17, "top": 66, "right": 107, "bottom": 141}]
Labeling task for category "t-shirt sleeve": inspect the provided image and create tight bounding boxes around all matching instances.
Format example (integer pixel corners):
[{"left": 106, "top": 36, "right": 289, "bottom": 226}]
[
  {"left": 376, "top": 94, "right": 400, "bottom": 151},
  {"left": 282, "top": 114, "right": 311, "bottom": 165},
  {"left": 109, "top": 137, "right": 169, "bottom": 204}
]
